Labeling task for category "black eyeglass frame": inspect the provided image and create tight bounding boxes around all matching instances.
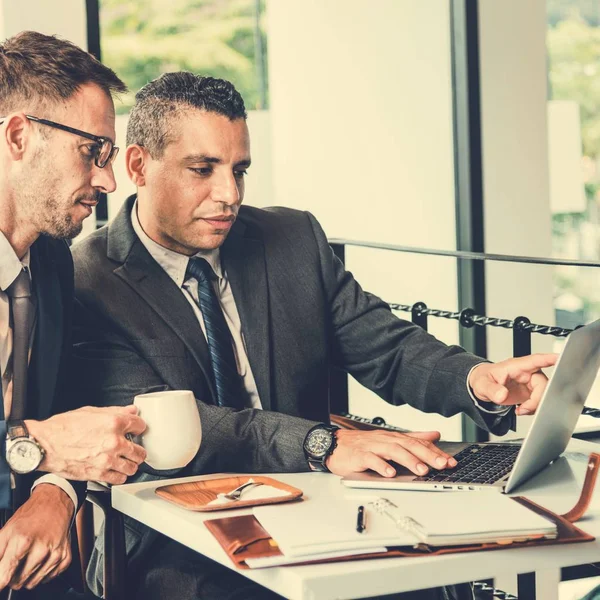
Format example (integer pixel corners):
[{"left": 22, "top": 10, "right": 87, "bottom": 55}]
[{"left": 0, "top": 114, "right": 118, "bottom": 168}]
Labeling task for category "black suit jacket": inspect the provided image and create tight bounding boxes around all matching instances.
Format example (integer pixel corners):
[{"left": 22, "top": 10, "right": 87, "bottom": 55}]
[
  {"left": 1, "top": 235, "right": 85, "bottom": 511},
  {"left": 72, "top": 195, "right": 514, "bottom": 594}
]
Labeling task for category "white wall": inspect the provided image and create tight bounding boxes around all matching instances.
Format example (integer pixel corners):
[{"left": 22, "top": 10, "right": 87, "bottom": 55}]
[
  {"left": 267, "top": 0, "right": 463, "bottom": 438},
  {"left": 0, "top": 0, "right": 86, "bottom": 48},
  {"left": 244, "top": 110, "right": 275, "bottom": 208},
  {"left": 267, "top": 0, "right": 457, "bottom": 247}
]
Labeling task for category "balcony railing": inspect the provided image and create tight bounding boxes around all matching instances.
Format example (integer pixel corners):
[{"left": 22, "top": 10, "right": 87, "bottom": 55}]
[{"left": 327, "top": 238, "right": 600, "bottom": 429}]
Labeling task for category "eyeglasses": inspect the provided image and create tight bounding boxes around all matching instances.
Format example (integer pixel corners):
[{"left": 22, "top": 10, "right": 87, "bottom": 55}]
[{"left": 0, "top": 115, "right": 118, "bottom": 168}]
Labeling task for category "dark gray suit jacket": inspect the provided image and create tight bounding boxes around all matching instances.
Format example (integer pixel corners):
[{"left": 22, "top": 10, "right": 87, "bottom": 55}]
[
  {"left": 7, "top": 237, "right": 86, "bottom": 509},
  {"left": 72, "top": 195, "right": 513, "bottom": 595}
]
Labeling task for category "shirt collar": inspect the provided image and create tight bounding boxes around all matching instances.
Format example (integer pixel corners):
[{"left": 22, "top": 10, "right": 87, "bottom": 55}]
[
  {"left": 131, "top": 200, "right": 223, "bottom": 288},
  {"left": 0, "top": 230, "right": 31, "bottom": 292}
]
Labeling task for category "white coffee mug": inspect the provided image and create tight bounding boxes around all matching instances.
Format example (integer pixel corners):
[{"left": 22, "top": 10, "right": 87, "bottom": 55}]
[{"left": 133, "top": 390, "right": 202, "bottom": 470}]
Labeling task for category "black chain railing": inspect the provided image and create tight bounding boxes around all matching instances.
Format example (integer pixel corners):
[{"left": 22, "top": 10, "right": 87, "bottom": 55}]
[
  {"left": 390, "top": 301, "right": 599, "bottom": 421},
  {"left": 328, "top": 239, "right": 600, "bottom": 423},
  {"left": 390, "top": 302, "right": 574, "bottom": 338}
]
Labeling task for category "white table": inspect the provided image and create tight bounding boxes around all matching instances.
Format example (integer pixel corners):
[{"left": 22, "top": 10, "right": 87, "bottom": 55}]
[{"left": 112, "top": 439, "right": 600, "bottom": 600}]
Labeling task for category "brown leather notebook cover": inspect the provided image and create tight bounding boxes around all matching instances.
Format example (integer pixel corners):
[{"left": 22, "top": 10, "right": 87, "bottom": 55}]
[
  {"left": 155, "top": 475, "right": 303, "bottom": 512},
  {"left": 205, "top": 453, "right": 600, "bottom": 569}
]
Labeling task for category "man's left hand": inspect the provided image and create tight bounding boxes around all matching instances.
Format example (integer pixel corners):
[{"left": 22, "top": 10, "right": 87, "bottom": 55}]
[
  {"left": 0, "top": 484, "right": 73, "bottom": 592},
  {"left": 469, "top": 353, "right": 558, "bottom": 416}
]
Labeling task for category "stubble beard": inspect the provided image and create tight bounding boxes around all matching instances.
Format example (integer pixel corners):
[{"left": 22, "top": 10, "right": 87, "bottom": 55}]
[
  {"left": 38, "top": 189, "right": 85, "bottom": 240},
  {"left": 21, "top": 180, "right": 85, "bottom": 241},
  {"left": 16, "top": 148, "right": 86, "bottom": 240}
]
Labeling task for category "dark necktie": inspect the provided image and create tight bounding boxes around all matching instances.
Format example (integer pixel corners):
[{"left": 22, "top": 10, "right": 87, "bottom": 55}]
[
  {"left": 0, "top": 269, "right": 33, "bottom": 523},
  {"left": 0, "top": 374, "right": 7, "bottom": 515},
  {"left": 185, "top": 258, "right": 244, "bottom": 409},
  {"left": 6, "top": 268, "right": 33, "bottom": 420}
]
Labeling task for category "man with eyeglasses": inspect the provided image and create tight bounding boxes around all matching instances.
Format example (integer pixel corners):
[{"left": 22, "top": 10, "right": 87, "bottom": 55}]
[{"left": 0, "top": 31, "right": 147, "bottom": 599}]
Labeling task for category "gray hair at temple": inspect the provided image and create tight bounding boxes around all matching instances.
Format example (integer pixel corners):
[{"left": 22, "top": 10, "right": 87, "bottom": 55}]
[{"left": 126, "top": 72, "right": 247, "bottom": 159}]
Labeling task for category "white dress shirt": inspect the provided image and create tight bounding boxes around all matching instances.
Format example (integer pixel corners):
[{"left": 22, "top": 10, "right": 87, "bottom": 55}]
[
  {"left": 0, "top": 231, "right": 77, "bottom": 510},
  {"left": 132, "top": 203, "right": 262, "bottom": 409}
]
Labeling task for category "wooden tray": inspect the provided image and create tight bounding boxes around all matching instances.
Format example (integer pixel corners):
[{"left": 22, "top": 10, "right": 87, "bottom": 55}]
[{"left": 155, "top": 475, "right": 303, "bottom": 512}]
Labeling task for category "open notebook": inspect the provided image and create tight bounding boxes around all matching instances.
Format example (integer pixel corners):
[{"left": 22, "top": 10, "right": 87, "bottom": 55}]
[
  {"left": 204, "top": 454, "right": 599, "bottom": 569},
  {"left": 251, "top": 491, "right": 557, "bottom": 560}
]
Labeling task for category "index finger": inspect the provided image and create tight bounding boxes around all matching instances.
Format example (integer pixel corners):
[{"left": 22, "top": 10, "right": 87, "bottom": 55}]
[
  {"left": 394, "top": 436, "right": 457, "bottom": 470},
  {"left": 79, "top": 405, "right": 139, "bottom": 415},
  {"left": 8, "top": 544, "right": 46, "bottom": 590},
  {"left": 509, "top": 353, "right": 558, "bottom": 374},
  {"left": 0, "top": 538, "right": 28, "bottom": 591},
  {"left": 122, "top": 415, "right": 146, "bottom": 436}
]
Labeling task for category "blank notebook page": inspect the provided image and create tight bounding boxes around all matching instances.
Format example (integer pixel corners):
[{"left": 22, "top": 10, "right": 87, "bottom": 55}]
[{"left": 253, "top": 490, "right": 556, "bottom": 557}]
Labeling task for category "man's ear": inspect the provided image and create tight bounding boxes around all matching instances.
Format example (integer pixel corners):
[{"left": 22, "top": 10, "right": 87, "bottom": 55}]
[
  {"left": 2, "top": 113, "right": 31, "bottom": 161},
  {"left": 125, "top": 145, "right": 148, "bottom": 187}
]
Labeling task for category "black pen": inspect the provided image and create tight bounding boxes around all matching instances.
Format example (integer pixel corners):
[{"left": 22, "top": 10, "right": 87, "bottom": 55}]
[{"left": 356, "top": 505, "right": 366, "bottom": 533}]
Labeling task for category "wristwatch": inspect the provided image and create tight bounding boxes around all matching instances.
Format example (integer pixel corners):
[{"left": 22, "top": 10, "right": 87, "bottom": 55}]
[
  {"left": 303, "top": 424, "right": 339, "bottom": 472},
  {"left": 6, "top": 420, "right": 44, "bottom": 474}
]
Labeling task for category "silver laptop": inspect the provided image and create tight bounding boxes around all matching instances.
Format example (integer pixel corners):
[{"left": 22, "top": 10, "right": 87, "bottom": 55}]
[{"left": 342, "top": 318, "right": 600, "bottom": 494}]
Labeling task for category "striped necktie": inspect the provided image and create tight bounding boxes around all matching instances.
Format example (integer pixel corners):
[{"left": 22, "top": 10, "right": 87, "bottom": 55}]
[{"left": 185, "top": 258, "right": 244, "bottom": 409}]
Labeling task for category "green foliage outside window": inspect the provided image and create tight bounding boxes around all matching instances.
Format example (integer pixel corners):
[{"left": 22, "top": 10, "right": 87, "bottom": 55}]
[
  {"left": 547, "top": 1, "right": 600, "bottom": 323},
  {"left": 100, "top": 0, "right": 268, "bottom": 114},
  {"left": 548, "top": 17, "right": 600, "bottom": 157}
]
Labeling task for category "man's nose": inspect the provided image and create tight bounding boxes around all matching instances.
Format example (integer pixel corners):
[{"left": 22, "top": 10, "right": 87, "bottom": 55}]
[
  {"left": 91, "top": 162, "right": 117, "bottom": 194},
  {"left": 211, "top": 173, "right": 240, "bottom": 206}
]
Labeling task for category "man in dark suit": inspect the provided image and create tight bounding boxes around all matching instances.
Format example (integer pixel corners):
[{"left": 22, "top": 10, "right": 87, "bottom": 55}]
[
  {"left": 72, "top": 72, "right": 555, "bottom": 600},
  {"left": 0, "top": 32, "right": 149, "bottom": 598}
]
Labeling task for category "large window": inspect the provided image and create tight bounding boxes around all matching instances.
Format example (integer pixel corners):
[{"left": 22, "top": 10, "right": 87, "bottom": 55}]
[
  {"left": 548, "top": 0, "right": 600, "bottom": 328},
  {"left": 99, "top": 0, "right": 268, "bottom": 114}
]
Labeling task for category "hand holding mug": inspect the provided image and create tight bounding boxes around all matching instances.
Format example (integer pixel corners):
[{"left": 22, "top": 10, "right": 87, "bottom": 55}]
[{"left": 133, "top": 390, "right": 202, "bottom": 470}]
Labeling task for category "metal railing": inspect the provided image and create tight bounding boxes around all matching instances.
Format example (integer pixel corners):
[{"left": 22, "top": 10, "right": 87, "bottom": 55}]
[{"left": 327, "top": 239, "right": 600, "bottom": 421}]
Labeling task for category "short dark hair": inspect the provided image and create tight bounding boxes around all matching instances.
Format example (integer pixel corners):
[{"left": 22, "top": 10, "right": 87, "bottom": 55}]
[
  {"left": 126, "top": 72, "right": 247, "bottom": 158},
  {"left": 0, "top": 30, "right": 126, "bottom": 115}
]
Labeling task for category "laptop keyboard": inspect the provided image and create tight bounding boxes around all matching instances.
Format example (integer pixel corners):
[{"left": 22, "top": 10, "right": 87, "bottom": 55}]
[{"left": 414, "top": 443, "right": 521, "bottom": 485}]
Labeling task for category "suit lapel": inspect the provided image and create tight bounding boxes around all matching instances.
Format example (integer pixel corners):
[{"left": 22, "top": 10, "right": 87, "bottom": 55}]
[
  {"left": 222, "top": 227, "right": 272, "bottom": 411},
  {"left": 29, "top": 241, "right": 62, "bottom": 419},
  {"left": 114, "top": 240, "right": 218, "bottom": 403},
  {"left": 108, "top": 196, "right": 218, "bottom": 402}
]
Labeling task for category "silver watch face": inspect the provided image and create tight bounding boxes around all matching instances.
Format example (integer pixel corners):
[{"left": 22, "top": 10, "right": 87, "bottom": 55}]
[
  {"left": 7, "top": 439, "right": 43, "bottom": 474},
  {"left": 305, "top": 428, "right": 334, "bottom": 459}
]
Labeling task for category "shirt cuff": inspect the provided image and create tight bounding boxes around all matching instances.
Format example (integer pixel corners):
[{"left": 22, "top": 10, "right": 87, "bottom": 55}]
[
  {"left": 467, "top": 364, "right": 512, "bottom": 416},
  {"left": 31, "top": 474, "right": 78, "bottom": 514}
]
